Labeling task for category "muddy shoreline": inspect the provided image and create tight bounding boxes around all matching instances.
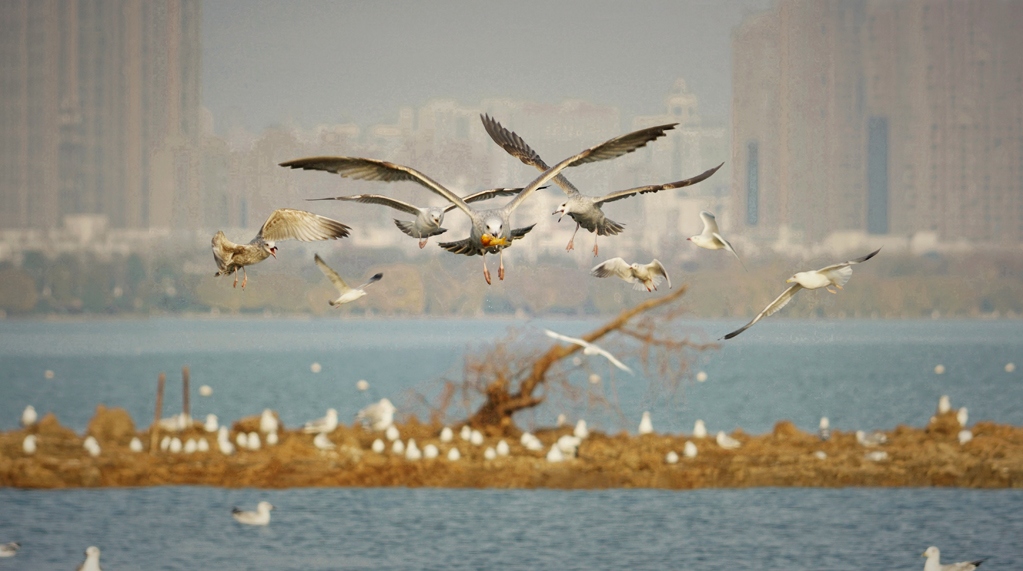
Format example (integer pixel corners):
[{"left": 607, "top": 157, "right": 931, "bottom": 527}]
[{"left": 2, "top": 407, "right": 1022, "bottom": 490}]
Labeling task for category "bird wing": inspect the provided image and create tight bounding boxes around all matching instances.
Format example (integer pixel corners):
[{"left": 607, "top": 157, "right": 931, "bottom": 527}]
[
  {"left": 504, "top": 123, "right": 677, "bottom": 214},
  {"left": 594, "top": 163, "right": 724, "bottom": 205},
  {"left": 815, "top": 247, "right": 881, "bottom": 287},
  {"left": 452, "top": 186, "right": 531, "bottom": 211},
  {"left": 480, "top": 113, "right": 583, "bottom": 197},
  {"left": 280, "top": 157, "right": 475, "bottom": 219},
  {"left": 816, "top": 247, "right": 882, "bottom": 273},
  {"left": 257, "top": 208, "right": 351, "bottom": 242},
  {"left": 648, "top": 259, "right": 671, "bottom": 289},
  {"left": 309, "top": 194, "right": 422, "bottom": 216},
  {"left": 211, "top": 231, "right": 241, "bottom": 271},
  {"left": 590, "top": 257, "right": 634, "bottom": 281},
  {"left": 712, "top": 232, "right": 748, "bottom": 271},
  {"left": 314, "top": 254, "right": 351, "bottom": 293},
  {"left": 590, "top": 345, "right": 634, "bottom": 374},
  {"left": 358, "top": 273, "right": 384, "bottom": 290},
  {"left": 544, "top": 328, "right": 589, "bottom": 349},
  {"left": 723, "top": 284, "right": 804, "bottom": 340},
  {"left": 700, "top": 210, "right": 721, "bottom": 234}
]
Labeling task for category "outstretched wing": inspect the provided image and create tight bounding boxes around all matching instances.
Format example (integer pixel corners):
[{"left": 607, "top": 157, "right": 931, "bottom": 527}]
[
  {"left": 648, "top": 259, "right": 672, "bottom": 290},
  {"left": 481, "top": 113, "right": 582, "bottom": 197},
  {"left": 314, "top": 254, "right": 351, "bottom": 293},
  {"left": 543, "top": 328, "right": 589, "bottom": 349},
  {"left": 504, "top": 123, "right": 678, "bottom": 214},
  {"left": 309, "top": 194, "right": 421, "bottom": 216},
  {"left": 257, "top": 209, "right": 351, "bottom": 242},
  {"left": 279, "top": 157, "right": 475, "bottom": 219},
  {"left": 700, "top": 210, "right": 721, "bottom": 234},
  {"left": 713, "top": 232, "right": 747, "bottom": 272},
  {"left": 590, "top": 257, "right": 634, "bottom": 281},
  {"left": 816, "top": 247, "right": 882, "bottom": 273},
  {"left": 723, "top": 284, "right": 803, "bottom": 340},
  {"left": 451, "top": 186, "right": 530, "bottom": 212},
  {"left": 590, "top": 345, "right": 634, "bottom": 375},
  {"left": 594, "top": 163, "right": 724, "bottom": 205},
  {"left": 358, "top": 273, "right": 384, "bottom": 290}
]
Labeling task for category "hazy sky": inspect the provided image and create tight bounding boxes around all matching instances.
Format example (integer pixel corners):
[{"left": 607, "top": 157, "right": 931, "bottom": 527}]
[{"left": 201, "top": 0, "right": 770, "bottom": 134}]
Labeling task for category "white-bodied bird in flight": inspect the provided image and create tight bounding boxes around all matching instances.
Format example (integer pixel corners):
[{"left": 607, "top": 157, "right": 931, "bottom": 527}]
[
  {"left": 313, "top": 254, "right": 382, "bottom": 307},
  {"left": 688, "top": 211, "right": 746, "bottom": 271},
  {"left": 544, "top": 328, "right": 633, "bottom": 375},
  {"left": 590, "top": 258, "right": 671, "bottom": 292}
]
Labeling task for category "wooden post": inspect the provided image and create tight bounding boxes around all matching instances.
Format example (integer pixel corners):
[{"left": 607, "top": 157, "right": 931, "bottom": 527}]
[
  {"left": 151, "top": 372, "right": 165, "bottom": 454},
  {"left": 182, "top": 366, "right": 190, "bottom": 425}
]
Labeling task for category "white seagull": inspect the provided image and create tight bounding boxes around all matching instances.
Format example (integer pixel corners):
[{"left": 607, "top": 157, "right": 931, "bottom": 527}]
[
  {"left": 22, "top": 435, "right": 36, "bottom": 455},
  {"left": 638, "top": 411, "right": 653, "bottom": 435},
  {"left": 693, "top": 420, "right": 708, "bottom": 439},
  {"left": 0, "top": 542, "right": 19, "bottom": 558},
  {"left": 723, "top": 248, "right": 882, "bottom": 340},
  {"left": 281, "top": 120, "right": 677, "bottom": 284},
  {"left": 356, "top": 398, "right": 397, "bottom": 431},
  {"left": 544, "top": 328, "right": 633, "bottom": 374},
  {"left": 687, "top": 211, "right": 746, "bottom": 270},
  {"left": 482, "top": 113, "right": 721, "bottom": 255},
  {"left": 21, "top": 405, "right": 37, "bottom": 427},
  {"left": 308, "top": 187, "right": 525, "bottom": 248},
  {"left": 922, "top": 546, "right": 986, "bottom": 571},
  {"left": 232, "top": 501, "right": 274, "bottom": 526},
  {"left": 76, "top": 546, "right": 102, "bottom": 571},
  {"left": 716, "top": 431, "right": 741, "bottom": 449},
  {"left": 211, "top": 208, "right": 351, "bottom": 289},
  {"left": 314, "top": 254, "right": 383, "bottom": 306},
  {"left": 303, "top": 408, "right": 338, "bottom": 434},
  {"left": 312, "top": 432, "right": 336, "bottom": 451},
  {"left": 590, "top": 257, "right": 671, "bottom": 292},
  {"left": 259, "top": 409, "right": 279, "bottom": 434}
]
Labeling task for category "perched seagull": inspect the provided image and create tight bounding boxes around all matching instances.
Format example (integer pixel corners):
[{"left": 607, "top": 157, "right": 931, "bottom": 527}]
[
  {"left": 303, "top": 408, "right": 338, "bottom": 434},
  {"left": 308, "top": 187, "right": 524, "bottom": 248},
  {"left": 447, "top": 447, "right": 461, "bottom": 461},
  {"left": 183, "top": 439, "right": 197, "bottom": 454},
  {"left": 405, "top": 439, "right": 422, "bottom": 461},
  {"left": 356, "top": 398, "right": 397, "bottom": 431},
  {"left": 665, "top": 451, "right": 679, "bottom": 464},
  {"left": 546, "top": 444, "right": 565, "bottom": 463},
  {"left": 693, "top": 420, "right": 708, "bottom": 439},
  {"left": 160, "top": 436, "right": 171, "bottom": 452},
  {"left": 281, "top": 120, "right": 677, "bottom": 284},
  {"left": 234, "top": 432, "right": 248, "bottom": 449},
  {"left": 83, "top": 436, "right": 101, "bottom": 457},
  {"left": 556, "top": 435, "right": 582, "bottom": 458},
  {"left": 313, "top": 254, "right": 383, "bottom": 306},
  {"left": 217, "top": 428, "right": 235, "bottom": 455},
  {"left": 204, "top": 414, "right": 219, "bottom": 433},
  {"left": 687, "top": 211, "right": 746, "bottom": 270},
  {"left": 371, "top": 439, "right": 385, "bottom": 453},
  {"left": 391, "top": 439, "right": 405, "bottom": 455},
  {"left": 590, "top": 258, "right": 671, "bottom": 292},
  {"left": 22, "top": 435, "right": 36, "bottom": 455},
  {"left": 482, "top": 113, "right": 721, "bottom": 255},
  {"left": 922, "top": 546, "right": 986, "bottom": 571},
  {"left": 938, "top": 395, "right": 952, "bottom": 414},
  {"left": 723, "top": 248, "right": 882, "bottom": 340},
  {"left": 460, "top": 426, "right": 472, "bottom": 441},
  {"left": 211, "top": 208, "right": 351, "bottom": 289},
  {"left": 312, "top": 432, "right": 336, "bottom": 451},
  {"left": 76, "top": 546, "right": 102, "bottom": 571},
  {"left": 958, "top": 430, "right": 973, "bottom": 445},
  {"left": 716, "top": 431, "right": 741, "bottom": 449},
  {"left": 246, "top": 432, "right": 261, "bottom": 450},
  {"left": 818, "top": 417, "right": 831, "bottom": 441},
  {"left": 169, "top": 437, "right": 182, "bottom": 454},
  {"left": 683, "top": 441, "right": 698, "bottom": 458},
  {"left": 638, "top": 411, "right": 654, "bottom": 435},
  {"left": 385, "top": 425, "right": 400, "bottom": 441},
  {"left": 0, "top": 542, "right": 19, "bottom": 558},
  {"left": 496, "top": 440, "right": 510, "bottom": 456},
  {"left": 574, "top": 420, "right": 589, "bottom": 439},
  {"left": 129, "top": 437, "right": 143, "bottom": 452},
  {"left": 856, "top": 430, "right": 888, "bottom": 447},
  {"left": 197, "top": 438, "right": 210, "bottom": 452},
  {"left": 424, "top": 444, "right": 439, "bottom": 459},
  {"left": 232, "top": 501, "right": 274, "bottom": 526},
  {"left": 470, "top": 430, "right": 485, "bottom": 446},
  {"left": 544, "top": 328, "right": 633, "bottom": 375},
  {"left": 865, "top": 450, "right": 889, "bottom": 462},
  {"left": 484, "top": 447, "right": 497, "bottom": 461},
  {"left": 439, "top": 427, "right": 454, "bottom": 443},
  {"left": 21, "top": 405, "right": 37, "bottom": 427},
  {"left": 957, "top": 407, "right": 969, "bottom": 426},
  {"left": 259, "top": 409, "right": 279, "bottom": 434}
]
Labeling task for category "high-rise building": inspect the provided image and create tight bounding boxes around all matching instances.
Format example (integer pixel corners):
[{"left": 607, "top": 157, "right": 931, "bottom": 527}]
[
  {"left": 731, "top": 0, "right": 1023, "bottom": 247},
  {"left": 0, "top": 0, "right": 201, "bottom": 231}
]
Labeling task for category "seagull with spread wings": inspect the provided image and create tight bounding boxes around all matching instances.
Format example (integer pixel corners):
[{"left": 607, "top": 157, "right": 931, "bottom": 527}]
[
  {"left": 481, "top": 113, "right": 722, "bottom": 255},
  {"left": 590, "top": 257, "right": 671, "bottom": 292},
  {"left": 723, "top": 248, "right": 881, "bottom": 340},
  {"left": 688, "top": 210, "right": 746, "bottom": 270},
  {"left": 313, "top": 254, "right": 382, "bottom": 306},
  {"left": 308, "top": 187, "right": 526, "bottom": 249},
  {"left": 281, "top": 121, "right": 677, "bottom": 284},
  {"left": 211, "top": 208, "right": 351, "bottom": 288},
  {"left": 544, "top": 328, "right": 633, "bottom": 375}
]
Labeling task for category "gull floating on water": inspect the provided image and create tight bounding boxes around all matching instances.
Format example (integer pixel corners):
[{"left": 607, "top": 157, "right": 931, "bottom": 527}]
[
  {"left": 687, "top": 211, "right": 746, "bottom": 270},
  {"left": 211, "top": 208, "right": 350, "bottom": 289},
  {"left": 723, "top": 248, "right": 882, "bottom": 339},
  {"left": 22, "top": 435, "right": 36, "bottom": 455},
  {"left": 638, "top": 411, "right": 653, "bottom": 435},
  {"left": 591, "top": 257, "right": 671, "bottom": 293},
  {"left": 303, "top": 409, "right": 338, "bottom": 434},
  {"left": 199, "top": 384, "right": 213, "bottom": 396},
  {"left": 259, "top": 409, "right": 279, "bottom": 434},
  {"left": 309, "top": 186, "right": 524, "bottom": 248},
  {"left": 232, "top": 501, "right": 274, "bottom": 526},
  {"left": 356, "top": 379, "right": 370, "bottom": 391},
  {"left": 77, "top": 546, "right": 102, "bottom": 571},
  {"left": 0, "top": 543, "right": 19, "bottom": 558},
  {"left": 282, "top": 119, "right": 677, "bottom": 284},
  {"left": 716, "top": 431, "right": 741, "bottom": 449},
  {"left": 544, "top": 328, "right": 633, "bottom": 374},
  {"left": 693, "top": 420, "right": 707, "bottom": 439},
  {"left": 357, "top": 398, "right": 396, "bottom": 431},
  {"left": 21, "top": 405, "right": 37, "bottom": 427},
  {"left": 481, "top": 113, "right": 720, "bottom": 256},
  {"left": 313, "top": 432, "right": 335, "bottom": 450},
  {"left": 314, "top": 254, "right": 383, "bottom": 306},
  {"left": 922, "top": 546, "right": 986, "bottom": 571}
]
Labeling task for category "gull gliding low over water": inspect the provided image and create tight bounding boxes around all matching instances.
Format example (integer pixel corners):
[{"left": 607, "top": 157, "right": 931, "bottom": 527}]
[
  {"left": 722, "top": 248, "right": 882, "bottom": 340},
  {"left": 688, "top": 211, "right": 746, "bottom": 270},
  {"left": 590, "top": 257, "right": 671, "bottom": 292},
  {"left": 308, "top": 186, "right": 525, "bottom": 248},
  {"left": 313, "top": 254, "right": 383, "bottom": 306},
  {"left": 482, "top": 113, "right": 722, "bottom": 255},
  {"left": 544, "top": 328, "right": 633, "bottom": 374},
  {"left": 211, "top": 208, "right": 351, "bottom": 288},
  {"left": 281, "top": 118, "right": 677, "bottom": 284}
]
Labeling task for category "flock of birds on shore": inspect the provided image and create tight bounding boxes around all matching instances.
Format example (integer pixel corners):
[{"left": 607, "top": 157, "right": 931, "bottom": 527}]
[{"left": 210, "top": 113, "right": 882, "bottom": 340}]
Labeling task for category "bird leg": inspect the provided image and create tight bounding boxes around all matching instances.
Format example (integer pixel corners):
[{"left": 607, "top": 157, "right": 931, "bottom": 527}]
[
  {"left": 498, "top": 249, "right": 505, "bottom": 281},
  {"left": 418, "top": 238, "right": 428, "bottom": 249},
  {"left": 241, "top": 268, "right": 248, "bottom": 289},
  {"left": 232, "top": 270, "right": 238, "bottom": 288},
  {"left": 826, "top": 287, "right": 837, "bottom": 294},
  {"left": 592, "top": 236, "right": 599, "bottom": 257},
  {"left": 565, "top": 223, "right": 581, "bottom": 252},
  {"left": 482, "top": 255, "right": 492, "bottom": 285}
]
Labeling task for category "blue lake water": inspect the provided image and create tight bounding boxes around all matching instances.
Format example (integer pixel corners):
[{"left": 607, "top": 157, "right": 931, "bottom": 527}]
[{"left": 1, "top": 317, "right": 1022, "bottom": 569}]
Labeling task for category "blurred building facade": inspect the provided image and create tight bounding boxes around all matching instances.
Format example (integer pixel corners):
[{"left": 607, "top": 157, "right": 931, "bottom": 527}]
[
  {"left": 0, "top": 0, "right": 201, "bottom": 231},
  {"left": 732, "top": 0, "right": 1023, "bottom": 248}
]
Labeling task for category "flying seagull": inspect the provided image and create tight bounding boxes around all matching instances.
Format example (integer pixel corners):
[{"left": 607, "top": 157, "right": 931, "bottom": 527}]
[
  {"left": 281, "top": 120, "right": 677, "bottom": 284},
  {"left": 212, "top": 208, "right": 351, "bottom": 288},
  {"left": 313, "top": 254, "right": 382, "bottom": 306},
  {"left": 590, "top": 257, "right": 671, "bottom": 292},
  {"left": 723, "top": 248, "right": 881, "bottom": 340},
  {"left": 922, "top": 546, "right": 987, "bottom": 571},
  {"left": 688, "top": 211, "right": 746, "bottom": 270},
  {"left": 544, "top": 328, "right": 633, "bottom": 374},
  {"left": 308, "top": 187, "right": 527, "bottom": 248},
  {"left": 481, "top": 113, "right": 722, "bottom": 255},
  {"left": 232, "top": 501, "right": 274, "bottom": 526}
]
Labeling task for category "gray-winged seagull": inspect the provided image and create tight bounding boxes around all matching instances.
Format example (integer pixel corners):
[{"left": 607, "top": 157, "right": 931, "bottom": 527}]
[
  {"left": 232, "top": 501, "right": 274, "bottom": 526},
  {"left": 76, "top": 546, "right": 102, "bottom": 571},
  {"left": 591, "top": 257, "right": 671, "bottom": 292},
  {"left": 313, "top": 254, "right": 383, "bottom": 306},
  {"left": 922, "top": 546, "right": 986, "bottom": 571}
]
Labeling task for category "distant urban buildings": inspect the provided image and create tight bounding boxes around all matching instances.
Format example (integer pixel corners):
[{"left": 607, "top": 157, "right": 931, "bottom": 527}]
[{"left": 732, "top": 0, "right": 1023, "bottom": 250}]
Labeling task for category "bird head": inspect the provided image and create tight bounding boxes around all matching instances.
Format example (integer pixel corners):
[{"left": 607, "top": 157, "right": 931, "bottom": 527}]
[
  {"left": 480, "top": 217, "right": 507, "bottom": 247},
  {"left": 785, "top": 275, "right": 796, "bottom": 284},
  {"left": 553, "top": 202, "right": 569, "bottom": 222},
  {"left": 426, "top": 207, "right": 444, "bottom": 226},
  {"left": 263, "top": 241, "right": 277, "bottom": 258}
]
